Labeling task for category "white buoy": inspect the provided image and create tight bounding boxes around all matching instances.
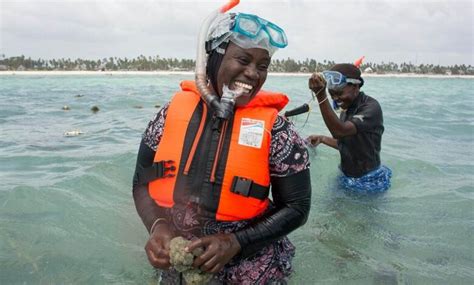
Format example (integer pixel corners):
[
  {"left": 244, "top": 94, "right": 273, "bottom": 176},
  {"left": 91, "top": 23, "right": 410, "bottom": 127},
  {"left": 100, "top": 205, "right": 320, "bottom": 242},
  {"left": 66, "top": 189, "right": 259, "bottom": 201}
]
[{"left": 64, "top": 130, "right": 84, "bottom": 137}]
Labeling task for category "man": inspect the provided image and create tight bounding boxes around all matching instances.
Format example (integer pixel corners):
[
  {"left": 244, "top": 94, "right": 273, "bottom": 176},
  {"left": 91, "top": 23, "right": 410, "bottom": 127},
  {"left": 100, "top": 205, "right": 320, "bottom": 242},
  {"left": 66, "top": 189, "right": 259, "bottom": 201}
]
[{"left": 307, "top": 63, "right": 391, "bottom": 192}]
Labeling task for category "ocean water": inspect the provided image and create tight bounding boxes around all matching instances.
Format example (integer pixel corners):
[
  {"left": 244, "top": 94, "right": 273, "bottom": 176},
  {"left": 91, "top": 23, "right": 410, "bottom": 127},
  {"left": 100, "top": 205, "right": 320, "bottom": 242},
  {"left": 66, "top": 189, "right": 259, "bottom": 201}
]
[{"left": 0, "top": 74, "right": 472, "bottom": 284}]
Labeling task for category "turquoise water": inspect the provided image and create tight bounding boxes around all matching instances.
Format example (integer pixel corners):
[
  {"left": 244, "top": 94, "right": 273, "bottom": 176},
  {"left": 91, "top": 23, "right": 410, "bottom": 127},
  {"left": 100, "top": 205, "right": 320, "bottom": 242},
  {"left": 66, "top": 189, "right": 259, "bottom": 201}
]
[{"left": 0, "top": 74, "right": 473, "bottom": 284}]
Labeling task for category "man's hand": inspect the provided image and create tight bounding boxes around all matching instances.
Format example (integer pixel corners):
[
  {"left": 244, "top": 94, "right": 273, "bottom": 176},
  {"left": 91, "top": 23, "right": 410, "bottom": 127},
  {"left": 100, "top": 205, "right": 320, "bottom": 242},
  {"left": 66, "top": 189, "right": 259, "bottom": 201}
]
[
  {"left": 308, "top": 72, "right": 327, "bottom": 97},
  {"left": 307, "top": 135, "right": 323, "bottom": 147},
  {"left": 144, "top": 223, "right": 174, "bottom": 269},
  {"left": 186, "top": 233, "right": 241, "bottom": 274}
]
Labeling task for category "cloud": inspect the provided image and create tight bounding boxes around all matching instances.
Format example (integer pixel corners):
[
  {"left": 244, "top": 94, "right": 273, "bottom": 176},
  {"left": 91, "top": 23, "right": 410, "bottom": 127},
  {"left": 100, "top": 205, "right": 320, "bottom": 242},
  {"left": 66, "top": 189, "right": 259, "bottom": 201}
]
[{"left": 0, "top": 0, "right": 472, "bottom": 65}]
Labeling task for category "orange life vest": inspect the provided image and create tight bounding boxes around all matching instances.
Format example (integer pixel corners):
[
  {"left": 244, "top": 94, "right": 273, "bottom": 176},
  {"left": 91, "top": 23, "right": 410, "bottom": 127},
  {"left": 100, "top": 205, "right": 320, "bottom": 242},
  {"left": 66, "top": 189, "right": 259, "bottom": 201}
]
[{"left": 149, "top": 80, "right": 288, "bottom": 221}]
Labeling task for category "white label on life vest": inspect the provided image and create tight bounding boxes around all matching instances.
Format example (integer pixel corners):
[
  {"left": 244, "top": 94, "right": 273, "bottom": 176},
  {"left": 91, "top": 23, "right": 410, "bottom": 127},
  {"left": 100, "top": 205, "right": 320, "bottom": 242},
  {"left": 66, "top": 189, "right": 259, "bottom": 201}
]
[{"left": 238, "top": 118, "right": 265, "bottom": 148}]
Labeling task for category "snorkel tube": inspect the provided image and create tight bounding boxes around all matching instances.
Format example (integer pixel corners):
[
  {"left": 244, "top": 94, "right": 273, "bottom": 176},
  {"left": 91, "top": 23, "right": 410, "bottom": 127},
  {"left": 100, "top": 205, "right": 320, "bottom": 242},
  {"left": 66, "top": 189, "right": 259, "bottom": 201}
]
[{"left": 195, "top": 0, "right": 240, "bottom": 120}]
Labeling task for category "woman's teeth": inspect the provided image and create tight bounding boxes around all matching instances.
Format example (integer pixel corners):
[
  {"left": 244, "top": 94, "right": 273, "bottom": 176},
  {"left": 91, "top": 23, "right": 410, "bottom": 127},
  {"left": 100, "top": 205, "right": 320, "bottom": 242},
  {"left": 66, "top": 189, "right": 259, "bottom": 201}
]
[{"left": 234, "top": 81, "right": 253, "bottom": 94}]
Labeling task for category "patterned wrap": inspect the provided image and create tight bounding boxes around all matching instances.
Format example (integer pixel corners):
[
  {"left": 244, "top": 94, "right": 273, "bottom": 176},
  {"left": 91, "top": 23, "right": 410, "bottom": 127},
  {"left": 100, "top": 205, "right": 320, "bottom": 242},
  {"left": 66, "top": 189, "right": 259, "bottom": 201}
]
[
  {"left": 160, "top": 203, "right": 295, "bottom": 284},
  {"left": 143, "top": 103, "right": 310, "bottom": 284},
  {"left": 338, "top": 165, "right": 392, "bottom": 193}
]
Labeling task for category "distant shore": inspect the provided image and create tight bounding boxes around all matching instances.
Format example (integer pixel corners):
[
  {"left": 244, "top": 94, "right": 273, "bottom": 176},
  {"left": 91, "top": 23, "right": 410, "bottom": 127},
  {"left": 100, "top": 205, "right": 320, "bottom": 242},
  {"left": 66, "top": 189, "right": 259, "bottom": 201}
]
[{"left": 0, "top": 70, "right": 473, "bottom": 79}]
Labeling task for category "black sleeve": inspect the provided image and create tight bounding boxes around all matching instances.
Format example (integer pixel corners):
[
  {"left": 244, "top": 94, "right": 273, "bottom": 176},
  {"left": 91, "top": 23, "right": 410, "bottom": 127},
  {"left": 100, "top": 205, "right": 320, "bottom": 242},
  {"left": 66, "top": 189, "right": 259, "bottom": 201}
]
[
  {"left": 132, "top": 139, "right": 168, "bottom": 233},
  {"left": 234, "top": 168, "right": 311, "bottom": 259}
]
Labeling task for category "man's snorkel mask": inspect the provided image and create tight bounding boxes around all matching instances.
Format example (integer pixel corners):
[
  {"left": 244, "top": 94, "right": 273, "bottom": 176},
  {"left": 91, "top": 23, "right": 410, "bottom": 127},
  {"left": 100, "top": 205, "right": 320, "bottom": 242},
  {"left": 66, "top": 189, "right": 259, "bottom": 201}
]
[
  {"left": 322, "top": 71, "right": 362, "bottom": 91},
  {"left": 195, "top": 0, "right": 287, "bottom": 120},
  {"left": 323, "top": 63, "right": 364, "bottom": 92}
]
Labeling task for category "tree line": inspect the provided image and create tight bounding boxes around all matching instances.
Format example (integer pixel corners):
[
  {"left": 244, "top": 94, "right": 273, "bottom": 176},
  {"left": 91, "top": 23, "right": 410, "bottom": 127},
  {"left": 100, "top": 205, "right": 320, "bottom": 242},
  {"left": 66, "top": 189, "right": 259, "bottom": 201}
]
[{"left": 1, "top": 54, "right": 472, "bottom": 75}]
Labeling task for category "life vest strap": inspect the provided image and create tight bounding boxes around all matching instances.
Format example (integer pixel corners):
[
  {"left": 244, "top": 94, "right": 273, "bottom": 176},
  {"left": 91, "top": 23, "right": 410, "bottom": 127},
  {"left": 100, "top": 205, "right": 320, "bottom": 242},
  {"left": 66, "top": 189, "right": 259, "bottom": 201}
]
[
  {"left": 231, "top": 176, "right": 270, "bottom": 200},
  {"left": 137, "top": 160, "right": 176, "bottom": 185}
]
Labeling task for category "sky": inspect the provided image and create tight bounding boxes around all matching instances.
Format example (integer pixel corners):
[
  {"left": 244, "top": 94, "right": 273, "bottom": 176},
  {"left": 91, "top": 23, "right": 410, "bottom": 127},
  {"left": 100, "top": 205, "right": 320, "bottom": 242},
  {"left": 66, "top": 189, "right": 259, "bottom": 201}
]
[{"left": 0, "top": 0, "right": 472, "bottom": 65}]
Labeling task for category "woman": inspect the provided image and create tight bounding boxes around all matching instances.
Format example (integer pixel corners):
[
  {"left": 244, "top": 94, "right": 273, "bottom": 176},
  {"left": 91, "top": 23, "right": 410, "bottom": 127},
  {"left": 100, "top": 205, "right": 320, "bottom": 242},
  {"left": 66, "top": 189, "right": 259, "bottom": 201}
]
[{"left": 132, "top": 11, "right": 311, "bottom": 284}]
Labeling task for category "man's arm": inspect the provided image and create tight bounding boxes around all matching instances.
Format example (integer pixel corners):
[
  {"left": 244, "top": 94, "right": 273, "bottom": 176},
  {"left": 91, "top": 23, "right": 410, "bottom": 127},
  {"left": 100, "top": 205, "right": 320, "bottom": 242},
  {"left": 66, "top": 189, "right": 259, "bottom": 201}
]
[
  {"left": 307, "top": 135, "right": 339, "bottom": 149},
  {"left": 308, "top": 73, "right": 357, "bottom": 139},
  {"left": 321, "top": 135, "right": 338, "bottom": 149}
]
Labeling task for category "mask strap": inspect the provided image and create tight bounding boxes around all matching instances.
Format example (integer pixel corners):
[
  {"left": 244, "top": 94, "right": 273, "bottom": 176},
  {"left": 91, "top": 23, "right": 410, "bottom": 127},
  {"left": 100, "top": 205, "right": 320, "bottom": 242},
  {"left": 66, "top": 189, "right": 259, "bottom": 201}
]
[{"left": 216, "top": 47, "right": 226, "bottom": 54}]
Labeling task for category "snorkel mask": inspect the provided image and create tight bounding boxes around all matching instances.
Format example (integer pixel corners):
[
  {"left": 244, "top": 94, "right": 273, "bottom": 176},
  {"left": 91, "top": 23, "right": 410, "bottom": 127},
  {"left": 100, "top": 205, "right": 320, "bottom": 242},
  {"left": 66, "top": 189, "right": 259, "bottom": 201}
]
[
  {"left": 195, "top": 0, "right": 287, "bottom": 120},
  {"left": 322, "top": 71, "right": 362, "bottom": 91},
  {"left": 207, "top": 13, "right": 288, "bottom": 56}
]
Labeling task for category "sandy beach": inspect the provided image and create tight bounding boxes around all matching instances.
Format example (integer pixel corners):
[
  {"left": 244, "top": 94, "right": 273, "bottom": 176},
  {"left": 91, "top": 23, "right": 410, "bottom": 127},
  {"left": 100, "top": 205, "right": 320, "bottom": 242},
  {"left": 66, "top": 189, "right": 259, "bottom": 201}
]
[{"left": 1, "top": 70, "right": 473, "bottom": 79}]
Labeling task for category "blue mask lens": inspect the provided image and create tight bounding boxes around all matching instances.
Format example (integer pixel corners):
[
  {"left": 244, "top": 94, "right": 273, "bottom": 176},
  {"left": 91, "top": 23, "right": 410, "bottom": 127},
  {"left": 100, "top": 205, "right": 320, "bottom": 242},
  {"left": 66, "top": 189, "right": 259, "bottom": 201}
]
[
  {"left": 323, "top": 71, "right": 361, "bottom": 91},
  {"left": 233, "top": 13, "right": 288, "bottom": 48}
]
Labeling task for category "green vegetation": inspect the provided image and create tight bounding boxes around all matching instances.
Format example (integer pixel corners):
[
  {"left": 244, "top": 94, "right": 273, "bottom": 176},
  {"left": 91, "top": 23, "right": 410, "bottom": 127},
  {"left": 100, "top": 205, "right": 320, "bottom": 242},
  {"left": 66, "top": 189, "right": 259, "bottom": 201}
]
[{"left": 0, "top": 54, "right": 472, "bottom": 75}]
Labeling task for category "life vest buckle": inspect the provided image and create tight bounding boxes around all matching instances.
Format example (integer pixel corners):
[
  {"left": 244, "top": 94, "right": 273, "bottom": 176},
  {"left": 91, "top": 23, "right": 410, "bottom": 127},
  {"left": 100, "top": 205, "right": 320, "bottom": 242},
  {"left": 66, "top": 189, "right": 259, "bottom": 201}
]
[
  {"left": 163, "top": 160, "right": 176, "bottom": 177},
  {"left": 231, "top": 177, "right": 253, "bottom": 197},
  {"left": 136, "top": 160, "right": 176, "bottom": 185}
]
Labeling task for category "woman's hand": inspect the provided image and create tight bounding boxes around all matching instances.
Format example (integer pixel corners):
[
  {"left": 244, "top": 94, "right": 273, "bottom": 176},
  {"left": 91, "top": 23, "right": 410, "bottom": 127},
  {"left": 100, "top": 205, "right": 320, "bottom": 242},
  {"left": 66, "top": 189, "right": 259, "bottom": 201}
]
[
  {"left": 144, "top": 223, "right": 174, "bottom": 269},
  {"left": 186, "top": 233, "right": 241, "bottom": 274},
  {"left": 307, "top": 135, "right": 324, "bottom": 147},
  {"left": 308, "top": 72, "right": 327, "bottom": 97}
]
